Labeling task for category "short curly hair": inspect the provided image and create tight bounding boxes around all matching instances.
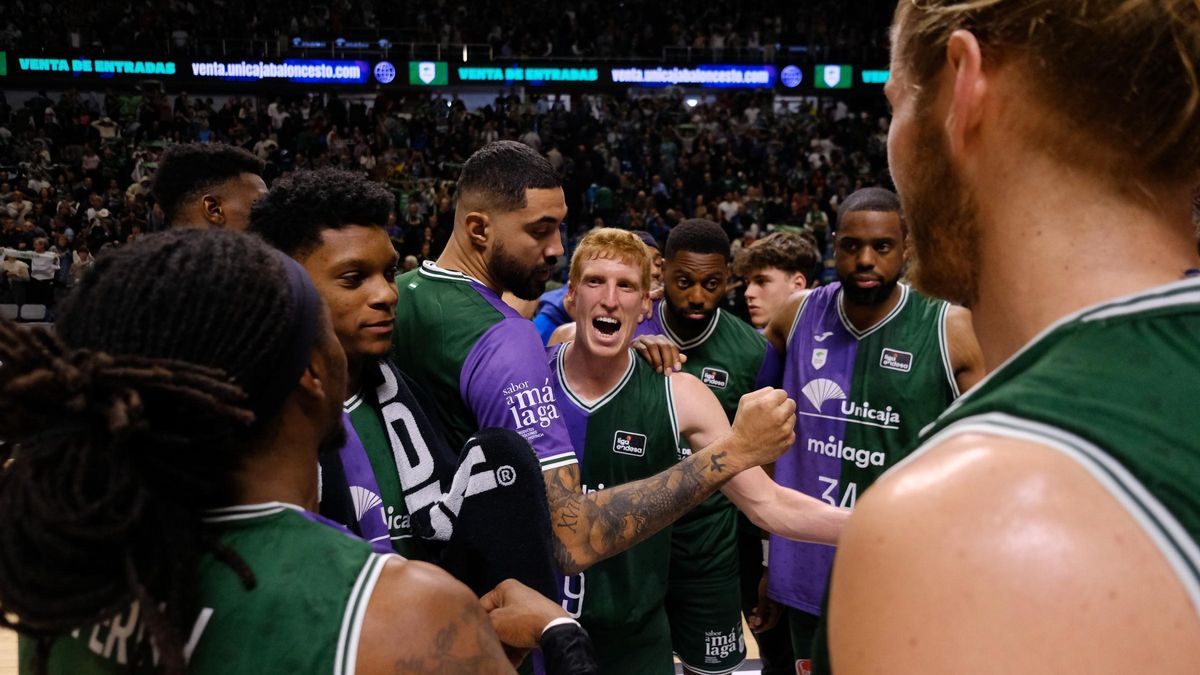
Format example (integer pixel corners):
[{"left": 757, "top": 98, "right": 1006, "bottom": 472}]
[
  {"left": 152, "top": 143, "right": 265, "bottom": 226},
  {"left": 249, "top": 167, "right": 395, "bottom": 257},
  {"left": 734, "top": 232, "right": 818, "bottom": 283}
]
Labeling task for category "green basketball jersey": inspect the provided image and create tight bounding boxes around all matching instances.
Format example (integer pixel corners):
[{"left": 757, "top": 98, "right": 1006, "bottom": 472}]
[
  {"left": 634, "top": 301, "right": 768, "bottom": 566},
  {"left": 917, "top": 277, "right": 1200, "bottom": 605},
  {"left": 391, "top": 262, "right": 576, "bottom": 470},
  {"left": 21, "top": 503, "right": 389, "bottom": 675},
  {"left": 549, "top": 345, "right": 680, "bottom": 634}
]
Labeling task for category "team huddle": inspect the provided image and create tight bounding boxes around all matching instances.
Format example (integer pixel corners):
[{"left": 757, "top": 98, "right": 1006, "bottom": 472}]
[{"left": 2, "top": 1, "right": 1199, "bottom": 674}]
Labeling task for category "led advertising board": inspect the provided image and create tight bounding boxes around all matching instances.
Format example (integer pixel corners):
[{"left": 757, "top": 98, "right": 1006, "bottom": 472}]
[
  {"left": 861, "top": 69, "right": 889, "bottom": 84},
  {"left": 610, "top": 65, "right": 776, "bottom": 88},
  {"left": 814, "top": 64, "right": 853, "bottom": 89},
  {"left": 15, "top": 56, "right": 177, "bottom": 76},
  {"left": 190, "top": 59, "right": 369, "bottom": 83},
  {"left": 409, "top": 61, "right": 449, "bottom": 85},
  {"left": 456, "top": 65, "right": 599, "bottom": 83}
]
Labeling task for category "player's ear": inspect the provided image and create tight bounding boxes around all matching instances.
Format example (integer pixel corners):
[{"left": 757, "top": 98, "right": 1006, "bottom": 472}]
[
  {"left": 463, "top": 211, "right": 491, "bottom": 250},
  {"left": 790, "top": 272, "right": 807, "bottom": 291},
  {"left": 564, "top": 281, "right": 576, "bottom": 313},
  {"left": 202, "top": 194, "right": 224, "bottom": 226},
  {"left": 945, "top": 29, "right": 987, "bottom": 159}
]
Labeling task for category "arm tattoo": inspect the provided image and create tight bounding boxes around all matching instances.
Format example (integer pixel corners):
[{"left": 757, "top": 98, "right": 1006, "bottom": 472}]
[
  {"left": 544, "top": 443, "right": 737, "bottom": 575},
  {"left": 709, "top": 451, "right": 727, "bottom": 473},
  {"left": 392, "top": 604, "right": 510, "bottom": 674}
]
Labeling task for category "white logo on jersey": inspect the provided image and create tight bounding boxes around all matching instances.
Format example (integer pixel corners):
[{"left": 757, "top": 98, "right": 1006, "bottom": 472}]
[
  {"left": 880, "top": 348, "right": 914, "bottom": 372},
  {"left": 814, "top": 331, "right": 834, "bottom": 342},
  {"left": 350, "top": 486, "right": 383, "bottom": 522},
  {"left": 504, "top": 378, "right": 561, "bottom": 438},
  {"left": 807, "top": 435, "right": 886, "bottom": 468},
  {"left": 799, "top": 379, "right": 902, "bottom": 429},
  {"left": 801, "top": 378, "right": 847, "bottom": 412},
  {"left": 811, "top": 348, "right": 828, "bottom": 370}
]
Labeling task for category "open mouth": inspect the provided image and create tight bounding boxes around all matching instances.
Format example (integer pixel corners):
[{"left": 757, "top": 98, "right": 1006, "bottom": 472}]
[{"left": 592, "top": 316, "right": 621, "bottom": 337}]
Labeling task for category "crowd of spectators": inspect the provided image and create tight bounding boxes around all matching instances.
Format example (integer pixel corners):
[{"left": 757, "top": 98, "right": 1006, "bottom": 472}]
[
  {"left": 0, "top": 84, "right": 891, "bottom": 316},
  {"left": 0, "top": 0, "right": 893, "bottom": 62}
]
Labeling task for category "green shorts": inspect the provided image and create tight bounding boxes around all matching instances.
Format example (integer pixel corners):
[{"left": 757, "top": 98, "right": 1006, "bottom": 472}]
[
  {"left": 586, "top": 605, "right": 675, "bottom": 675},
  {"left": 666, "top": 501, "right": 745, "bottom": 674}
]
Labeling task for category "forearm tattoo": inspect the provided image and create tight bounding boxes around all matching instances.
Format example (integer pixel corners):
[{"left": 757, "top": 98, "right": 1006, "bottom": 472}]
[{"left": 545, "top": 447, "right": 736, "bottom": 575}]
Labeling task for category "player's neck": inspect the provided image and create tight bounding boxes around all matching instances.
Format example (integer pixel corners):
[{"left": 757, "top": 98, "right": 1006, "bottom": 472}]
[
  {"left": 436, "top": 234, "right": 502, "bottom": 294},
  {"left": 233, "top": 404, "right": 323, "bottom": 511},
  {"left": 841, "top": 285, "right": 902, "bottom": 333},
  {"left": 972, "top": 173, "right": 1198, "bottom": 371},
  {"left": 561, "top": 340, "right": 631, "bottom": 401}
]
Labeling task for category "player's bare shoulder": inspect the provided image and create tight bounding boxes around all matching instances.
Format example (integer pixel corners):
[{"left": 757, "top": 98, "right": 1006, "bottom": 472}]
[
  {"left": 357, "top": 558, "right": 516, "bottom": 674},
  {"left": 830, "top": 432, "right": 1200, "bottom": 673}
]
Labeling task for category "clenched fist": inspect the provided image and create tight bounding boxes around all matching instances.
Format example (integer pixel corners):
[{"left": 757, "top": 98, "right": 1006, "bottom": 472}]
[{"left": 729, "top": 387, "right": 797, "bottom": 469}]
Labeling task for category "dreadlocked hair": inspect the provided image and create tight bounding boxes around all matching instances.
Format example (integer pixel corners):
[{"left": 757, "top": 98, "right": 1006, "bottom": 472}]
[{"left": 0, "top": 229, "right": 302, "bottom": 675}]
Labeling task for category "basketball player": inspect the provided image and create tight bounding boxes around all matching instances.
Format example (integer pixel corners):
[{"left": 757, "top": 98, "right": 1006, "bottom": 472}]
[
  {"left": 549, "top": 228, "right": 847, "bottom": 674},
  {"left": 759, "top": 187, "right": 984, "bottom": 667},
  {"left": 735, "top": 232, "right": 819, "bottom": 330},
  {"left": 391, "top": 141, "right": 798, "bottom": 582},
  {"left": 622, "top": 218, "right": 776, "bottom": 675},
  {"left": 0, "top": 230, "right": 594, "bottom": 674},
  {"left": 152, "top": 143, "right": 267, "bottom": 230},
  {"left": 827, "top": 1, "right": 1200, "bottom": 672},
  {"left": 732, "top": 232, "right": 820, "bottom": 668},
  {"left": 250, "top": 167, "right": 558, "bottom": 599}
]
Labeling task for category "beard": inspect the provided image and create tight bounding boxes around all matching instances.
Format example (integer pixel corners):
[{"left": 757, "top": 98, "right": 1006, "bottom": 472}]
[
  {"left": 840, "top": 273, "right": 901, "bottom": 306},
  {"left": 900, "top": 109, "right": 983, "bottom": 307},
  {"left": 490, "top": 241, "right": 553, "bottom": 301}
]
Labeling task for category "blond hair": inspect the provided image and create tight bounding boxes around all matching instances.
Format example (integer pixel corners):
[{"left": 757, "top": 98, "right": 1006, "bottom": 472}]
[
  {"left": 895, "top": 0, "right": 1200, "bottom": 183},
  {"left": 569, "top": 228, "right": 652, "bottom": 292}
]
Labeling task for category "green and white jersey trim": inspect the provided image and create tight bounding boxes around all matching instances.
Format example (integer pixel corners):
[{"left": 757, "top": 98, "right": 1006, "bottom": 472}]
[
  {"left": 334, "top": 552, "right": 396, "bottom": 675},
  {"left": 836, "top": 283, "right": 910, "bottom": 340},
  {"left": 658, "top": 301, "right": 721, "bottom": 350},
  {"left": 896, "top": 413, "right": 1200, "bottom": 617},
  {"left": 555, "top": 343, "right": 636, "bottom": 413},
  {"left": 935, "top": 302, "right": 960, "bottom": 399},
  {"left": 416, "top": 260, "right": 484, "bottom": 285},
  {"left": 666, "top": 375, "right": 682, "bottom": 458},
  {"left": 344, "top": 393, "right": 364, "bottom": 414},
  {"left": 932, "top": 276, "right": 1200, "bottom": 428},
  {"left": 201, "top": 501, "right": 302, "bottom": 523},
  {"left": 539, "top": 452, "right": 579, "bottom": 471}
]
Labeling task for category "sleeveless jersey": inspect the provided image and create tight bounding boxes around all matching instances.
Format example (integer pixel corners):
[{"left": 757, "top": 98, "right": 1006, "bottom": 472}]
[
  {"left": 912, "top": 277, "right": 1200, "bottom": 613},
  {"left": 22, "top": 504, "right": 389, "bottom": 675},
  {"left": 769, "top": 282, "right": 958, "bottom": 613},
  {"left": 635, "top": 300, "right": 766, "bottom": 569},
  {"left": 391, "top": 261, "right": 576, "bottom": 471},
  {"left": 548, "top": 344, "right": 680, "bottom": 631}
]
